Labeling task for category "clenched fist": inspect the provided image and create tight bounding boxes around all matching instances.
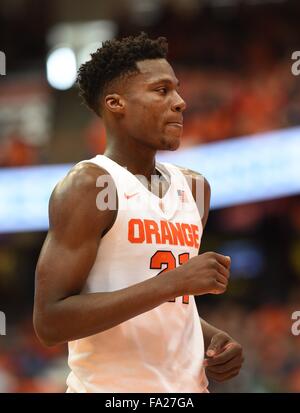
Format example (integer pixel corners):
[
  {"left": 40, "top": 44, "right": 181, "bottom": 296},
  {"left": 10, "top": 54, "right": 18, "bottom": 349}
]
[{"left": 175, "top": 252, "right": 231, "bottom": 297}]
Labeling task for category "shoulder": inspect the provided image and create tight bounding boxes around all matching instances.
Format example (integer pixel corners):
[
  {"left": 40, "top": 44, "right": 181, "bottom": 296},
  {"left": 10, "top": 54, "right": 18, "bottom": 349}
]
[
  {"left": 173, "top": 164, "right": 211, "bottom": 197},
  {"left": 56, "top": 161, "right": 110, "bottom": 191},
  {"left": 50, "top": 162, "right": 110, "bottom": 210},
  {"left": 173, "top": 164, "right": 211, "bottom": 229},
  {"left": 49, "top": 162, "right": 116, "bottom": 236}
]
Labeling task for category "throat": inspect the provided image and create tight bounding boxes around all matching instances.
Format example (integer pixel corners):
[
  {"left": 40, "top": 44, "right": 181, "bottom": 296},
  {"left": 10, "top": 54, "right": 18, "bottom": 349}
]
[{"left": 146, "top": 166, "right": 171, "bottom": 198}]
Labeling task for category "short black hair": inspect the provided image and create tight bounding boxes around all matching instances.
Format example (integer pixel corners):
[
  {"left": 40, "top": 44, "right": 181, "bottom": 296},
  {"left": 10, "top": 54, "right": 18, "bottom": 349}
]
[{"left": 77, "top": 32, "right": 168, "bottom": 116}]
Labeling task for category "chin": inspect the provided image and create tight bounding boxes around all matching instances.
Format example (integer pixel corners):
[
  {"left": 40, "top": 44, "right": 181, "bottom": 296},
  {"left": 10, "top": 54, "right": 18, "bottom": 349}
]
[
  {"left": 161, "top": 135, "right": 181, "bottom": 151},
  {"left": 169, "top": 140, "right": 181, "bottom": 151}
]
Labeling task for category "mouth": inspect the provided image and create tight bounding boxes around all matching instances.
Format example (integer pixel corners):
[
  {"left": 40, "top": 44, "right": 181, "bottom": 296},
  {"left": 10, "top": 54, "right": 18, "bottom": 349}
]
[{"left": 166, "top": 122, "right": 183, "bottom": 128}]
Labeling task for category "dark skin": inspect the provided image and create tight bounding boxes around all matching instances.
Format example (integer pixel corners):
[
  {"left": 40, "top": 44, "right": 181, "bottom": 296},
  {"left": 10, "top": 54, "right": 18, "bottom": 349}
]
[{"left": 34, "top": 58, "right": 243, "bottom": 384}]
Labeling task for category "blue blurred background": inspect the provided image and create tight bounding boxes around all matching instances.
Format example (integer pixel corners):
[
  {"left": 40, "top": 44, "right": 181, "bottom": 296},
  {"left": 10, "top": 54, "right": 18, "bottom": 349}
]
[{"left": 0, "top": 0, "right": 300, "bottom": 393}]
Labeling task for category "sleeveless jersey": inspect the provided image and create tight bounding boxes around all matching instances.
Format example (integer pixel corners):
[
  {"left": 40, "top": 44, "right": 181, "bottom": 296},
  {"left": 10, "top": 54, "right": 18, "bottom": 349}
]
[{"left": 66, "top": 154, "right": 208, "bottom": 393}]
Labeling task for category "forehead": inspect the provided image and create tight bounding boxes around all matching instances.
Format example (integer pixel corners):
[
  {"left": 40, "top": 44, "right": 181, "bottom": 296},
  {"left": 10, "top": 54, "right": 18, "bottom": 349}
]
[{"left": 135, "top": 59, "right": 178, "bottom": 85}]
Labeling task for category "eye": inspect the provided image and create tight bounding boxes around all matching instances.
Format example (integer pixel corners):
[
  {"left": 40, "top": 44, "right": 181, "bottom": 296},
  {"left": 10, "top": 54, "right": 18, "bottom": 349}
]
[{"left": 156, "top": 87, "right": 167, "bottom": 95}]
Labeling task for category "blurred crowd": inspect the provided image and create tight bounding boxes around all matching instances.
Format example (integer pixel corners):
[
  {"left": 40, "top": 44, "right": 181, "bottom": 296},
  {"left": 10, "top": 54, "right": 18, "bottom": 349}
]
[
  {"left": 205, "top": 300, "right": 300, "bottom": 393},
  {"left": 1, "top": 2, "right": 300, "bottom": 165}
]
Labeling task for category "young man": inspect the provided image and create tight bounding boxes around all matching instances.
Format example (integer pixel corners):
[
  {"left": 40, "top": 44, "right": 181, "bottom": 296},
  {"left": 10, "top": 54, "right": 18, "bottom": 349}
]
[{"left": 34, "top": 33, "right": 244, "bottom": 392}]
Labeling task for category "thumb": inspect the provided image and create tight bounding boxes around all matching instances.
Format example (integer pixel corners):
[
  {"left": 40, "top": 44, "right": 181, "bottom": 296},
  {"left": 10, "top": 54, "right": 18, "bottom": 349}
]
[{"left": 206, "top": 333, "right": 229, "bottom": 357}]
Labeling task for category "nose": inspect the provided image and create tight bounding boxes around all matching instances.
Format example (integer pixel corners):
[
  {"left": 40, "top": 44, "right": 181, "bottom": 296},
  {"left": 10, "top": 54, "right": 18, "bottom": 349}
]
[{"left": 171, "top": 93, "right": 187, "bottom": 113}]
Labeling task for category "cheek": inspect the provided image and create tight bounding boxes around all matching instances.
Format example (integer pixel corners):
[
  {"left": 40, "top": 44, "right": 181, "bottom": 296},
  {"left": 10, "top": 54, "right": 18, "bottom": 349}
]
[
  {"left": 147, "top": 106, "right": 164, "bottom": 127},
  {"left": 125, "top": 105, "right": 144, "bottom": 128},
  {"left": 140, "top": 109, "right": 162, "bottom": 130},
  {"left": 126, "top": 99, "right": 163, "bottom": 131},
  {"left": 128, "top": 102, "right": 146, "bottom": 120}
]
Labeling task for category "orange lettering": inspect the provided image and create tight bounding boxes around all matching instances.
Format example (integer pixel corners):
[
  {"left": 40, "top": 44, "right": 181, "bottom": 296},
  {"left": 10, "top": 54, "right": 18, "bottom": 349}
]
[
  {"left": 191, "top": 224, "right": 200, "bottom": 249},
  {"left": 169, "top": 222, "right": 185, "bottom": 246},
  {"left": 181, "top": 223, "right": 194, "bottom": 247},
  {"left": 128, "top": 219, "right": 145, "bottom": 243},
  {"left": 144, "top": 219, "right": 161, "bottom": 244},
  {"left": 160, "top": 221, "right": 173, "bottom": 245}
]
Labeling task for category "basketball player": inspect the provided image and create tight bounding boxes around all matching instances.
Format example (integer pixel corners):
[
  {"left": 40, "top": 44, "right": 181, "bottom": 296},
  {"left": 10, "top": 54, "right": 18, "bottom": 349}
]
[{"left": 33, "top": 33, "right": 244, "bottom": 392}]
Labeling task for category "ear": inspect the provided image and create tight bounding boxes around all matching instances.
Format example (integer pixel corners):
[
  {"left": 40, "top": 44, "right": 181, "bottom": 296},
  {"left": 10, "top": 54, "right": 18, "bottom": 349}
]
[{"left": 104, "top": 94, "right": 125, "bottom": 114}]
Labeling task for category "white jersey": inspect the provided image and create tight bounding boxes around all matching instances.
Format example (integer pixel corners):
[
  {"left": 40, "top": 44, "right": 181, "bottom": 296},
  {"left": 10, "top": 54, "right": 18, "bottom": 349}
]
[{"left": 66, "top": 154, "right": 208, "bottom": 393}]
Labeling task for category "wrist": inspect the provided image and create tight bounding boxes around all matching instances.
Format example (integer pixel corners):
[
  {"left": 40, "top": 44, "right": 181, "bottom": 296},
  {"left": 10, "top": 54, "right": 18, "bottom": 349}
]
[
  {"left": 157, "top": 267, "right": 185, "bottom": 300},
  {"left": 201, "top": 318, "right": 226, "bottom": 350}
]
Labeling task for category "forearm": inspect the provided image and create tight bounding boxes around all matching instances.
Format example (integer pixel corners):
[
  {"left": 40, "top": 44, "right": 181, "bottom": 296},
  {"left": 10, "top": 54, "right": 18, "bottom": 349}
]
[
  {"left": 36, "top": 270, "right": 181, "bottom": 346},
  {"left": 200, "top": 318, "right": 224, "bottom": 351}
]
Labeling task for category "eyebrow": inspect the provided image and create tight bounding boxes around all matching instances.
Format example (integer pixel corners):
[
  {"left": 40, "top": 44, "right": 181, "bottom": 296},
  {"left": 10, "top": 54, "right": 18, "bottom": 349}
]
[{"left": 149, "top": 78, "right": 180, "bottom": 87}]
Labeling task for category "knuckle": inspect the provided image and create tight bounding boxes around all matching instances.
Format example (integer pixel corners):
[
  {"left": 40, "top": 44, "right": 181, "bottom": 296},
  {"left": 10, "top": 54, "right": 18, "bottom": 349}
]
[
  {"left": 223, "top": 278, "right": 228, "bottom": 286},
  {"left": 220, "top": 283, "right": 227, "bottom": 291},
  {"left": 212, "top": 279, "right": 219, "bottom": 288},
  {"left": 208, "top": 252, "right": 217, "bottom": 261},
  {"left": 213, "top": 261, "right": 219, "bottom": 270},
  {"left": 236, "top": 344, "right": 243, "bottom": 353},
  {"left": 203, "top": 252, "right": 211, "bottom": 259},
  {"left": 208, "top": 258, "right": 216, "bottom": 268},
  {"left": 216, "top": 269, "right": 221, "bottom": 278}
]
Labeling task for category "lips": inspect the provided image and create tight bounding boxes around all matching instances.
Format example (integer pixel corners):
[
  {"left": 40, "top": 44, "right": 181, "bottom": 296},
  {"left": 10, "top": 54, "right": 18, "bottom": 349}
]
[
  {"left": 167, "top": 123, "right": 183, "bottom": 129},
  {"left": 166, "top": 120, "right": 183, "bottom": 127}
]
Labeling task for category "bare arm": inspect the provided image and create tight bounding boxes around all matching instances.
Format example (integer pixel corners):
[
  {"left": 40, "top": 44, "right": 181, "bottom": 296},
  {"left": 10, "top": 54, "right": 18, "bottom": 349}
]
[
  {"left": 200, "top": 318, "right": 223, "bottom": 351},
  {"left": 33, "top": 163, "right": 181, "bottom": 346}
]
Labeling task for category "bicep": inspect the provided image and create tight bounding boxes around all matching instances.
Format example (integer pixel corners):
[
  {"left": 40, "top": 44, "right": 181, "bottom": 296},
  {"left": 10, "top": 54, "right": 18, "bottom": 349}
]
[
  {"left": 35, "top": 230, "right": 99, "bottom": 308},
  {"left": 34, "top": 164, "right": 115, "bottom": 313}
]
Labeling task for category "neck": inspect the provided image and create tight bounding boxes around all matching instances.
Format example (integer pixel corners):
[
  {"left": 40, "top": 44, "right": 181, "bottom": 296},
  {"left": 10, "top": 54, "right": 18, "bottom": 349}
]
[{"left": 104, "top": 134, "right": 159, "bottom": 181}]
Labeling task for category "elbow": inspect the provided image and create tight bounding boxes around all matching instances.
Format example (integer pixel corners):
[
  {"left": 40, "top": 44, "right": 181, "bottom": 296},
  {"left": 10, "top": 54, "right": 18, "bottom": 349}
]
[
  {"left": 38, "top": 336, "right": 57, "bottom": 348},
  {"left": 33, "top": 310, "right": 62, "bottom": 347}
]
